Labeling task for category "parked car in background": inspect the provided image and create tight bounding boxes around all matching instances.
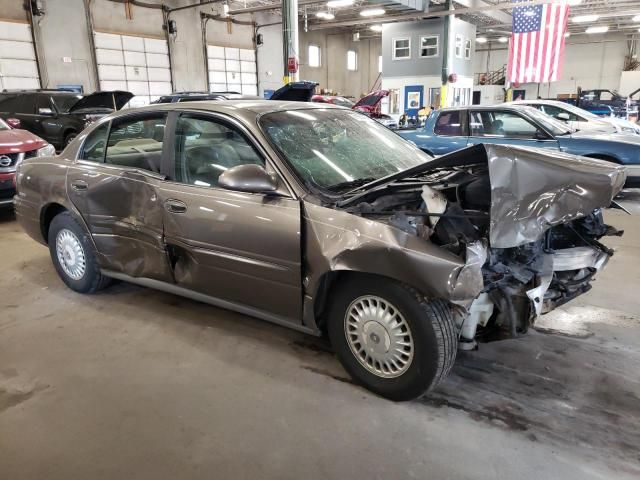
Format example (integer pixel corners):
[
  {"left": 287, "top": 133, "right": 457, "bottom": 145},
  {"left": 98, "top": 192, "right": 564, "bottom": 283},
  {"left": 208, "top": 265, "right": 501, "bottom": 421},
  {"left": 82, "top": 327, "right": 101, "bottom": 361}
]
[
  {"left": 577, "top": 89, "right": 638, "bottom": 118},
  {"left": 311, "top": 94, "right": 355, "bottom": 108},
  {"left": 14, "top": 101, "right": 623, "bottom": 400},
  {"left": 353, "top": 90, "right": 398, "bottom": 129},
  {"left": 0, "top": 117, "right": 54, "bottom": 208},
  {"left": 508, "top": 99, "right": 640, "bottom": 135},
  {"left": 0, "top": 90, "right": 133, "bottom": 150},
  {"left": 399, "top": 105, "right": 640, "bottom": 187},
  {"left": 152, "top": 91, "right": 260, "bottom": 103}
]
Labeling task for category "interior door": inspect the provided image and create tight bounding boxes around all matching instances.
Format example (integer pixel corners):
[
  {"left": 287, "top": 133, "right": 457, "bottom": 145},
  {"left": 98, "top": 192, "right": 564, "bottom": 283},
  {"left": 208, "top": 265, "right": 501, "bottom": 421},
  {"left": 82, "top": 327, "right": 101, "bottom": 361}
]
[
  {"left": 158, "top": 112, "right": 302, "bottom": 320},
  {"left": 467, "top": 110, "right": 559, "bottom": 150},
  {"left": 67, "top": 113, "right": 173, "bottom": 281}
]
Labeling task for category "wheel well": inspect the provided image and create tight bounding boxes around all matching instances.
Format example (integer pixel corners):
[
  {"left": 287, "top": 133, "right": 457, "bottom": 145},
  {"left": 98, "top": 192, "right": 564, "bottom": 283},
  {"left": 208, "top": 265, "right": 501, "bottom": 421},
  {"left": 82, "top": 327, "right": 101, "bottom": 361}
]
[
  {"left": 40, "top": 203, "right": 67, "bottom": 243},
  {"left": 313, "top": 271, "right": 407, "bottom": 333}
]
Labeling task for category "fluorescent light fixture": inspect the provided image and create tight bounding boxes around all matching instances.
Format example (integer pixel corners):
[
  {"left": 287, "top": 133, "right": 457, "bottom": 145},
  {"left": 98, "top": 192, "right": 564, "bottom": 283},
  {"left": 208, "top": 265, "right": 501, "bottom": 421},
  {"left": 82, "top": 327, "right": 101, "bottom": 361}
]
[
  {"left": 327, "top": 0, "right": 354, "bottom": 7},
  {"left": 360, "top": 8, "right": 385, "bottom": 17},
  {"left": 568, "top": 0, "right": 582, "bottom": 5},
  {"left": 633, "top": 14, "right": 640, "bottom": 22},
  {"left": 475, "top": 37, "right": 487, "bottom": 43},
  {"left": 223, "top": 2, "right": 229, "bottom": 15},
  {"left": 370, "top": 25, "right": 383, "bottom": 32},
  {"left": 316, "top": 11, "right": 335, "bottom": 19},
  {"left": 564, "top": 32, "right": 571, "bottom": 38},
  {"left": 585, "top": 25, "right": 608, "bottom": 34},
  {"left": 572, "top": 14, "right": 599, "bottom": 23},
  {"left": 498, "top": 36, "right": 508, "bottom": 43}
]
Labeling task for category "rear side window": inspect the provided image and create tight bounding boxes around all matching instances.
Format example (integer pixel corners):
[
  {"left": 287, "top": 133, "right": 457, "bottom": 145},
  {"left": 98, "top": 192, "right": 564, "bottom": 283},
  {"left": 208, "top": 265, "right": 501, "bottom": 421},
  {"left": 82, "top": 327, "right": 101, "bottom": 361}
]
[
  {"left": 434, "top": 111, "right": 463, "bottom": 136},
  {"left": 80, "top": 123, "right": 110, "bottom": 162},
  {"left": 0, "top": 94, "right": 34, "bottom": 114},
  {"left": 105, "top": 114, "right": 166, "bottom": 173}
]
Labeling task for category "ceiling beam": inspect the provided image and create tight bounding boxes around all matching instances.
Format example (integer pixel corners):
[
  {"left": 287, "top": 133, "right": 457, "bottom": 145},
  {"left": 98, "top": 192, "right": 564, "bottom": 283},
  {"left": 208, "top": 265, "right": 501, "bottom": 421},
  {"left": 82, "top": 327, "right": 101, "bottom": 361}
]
[{"left": 307, "top": 0, "right": 566, "bottom": 30}]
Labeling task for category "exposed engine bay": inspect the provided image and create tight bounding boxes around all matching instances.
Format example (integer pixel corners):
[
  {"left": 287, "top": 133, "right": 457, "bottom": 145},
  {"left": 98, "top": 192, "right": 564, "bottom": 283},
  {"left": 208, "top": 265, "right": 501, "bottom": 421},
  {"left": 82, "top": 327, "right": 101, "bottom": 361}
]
[{"left": 342, "top": 144, "right": 625, "bottom": 347}]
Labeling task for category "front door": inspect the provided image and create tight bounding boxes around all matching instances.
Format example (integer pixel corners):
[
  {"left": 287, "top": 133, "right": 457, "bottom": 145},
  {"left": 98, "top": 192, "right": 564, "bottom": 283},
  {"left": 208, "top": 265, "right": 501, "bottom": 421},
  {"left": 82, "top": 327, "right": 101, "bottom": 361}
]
[
  {"left": 467, "top": 110, "right": 559, "bottom": 150},
  {"left": 157, "top": 112, "right": 302, "bottom": 320},
  {"left": 66, "top": 112, "right": 173, "bottom": 281}
]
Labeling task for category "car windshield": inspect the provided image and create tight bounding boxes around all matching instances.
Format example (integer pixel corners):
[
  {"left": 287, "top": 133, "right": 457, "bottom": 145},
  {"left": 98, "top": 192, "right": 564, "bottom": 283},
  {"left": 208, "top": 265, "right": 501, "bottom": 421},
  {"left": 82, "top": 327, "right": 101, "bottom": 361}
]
[
  {"left": 519, "top": 106, "right": 573, "bottom": 135},
  {"left": 52, "top": 94, "right": 82, "bottom": 113},
  {"left": 0, "top": 118, "right": 9, "bottom": 131},
  {"left": 548, "top": 101, "right": 600, "bottom": 120},
  {"left": 260, "top": 109, "right": 431, "bottom": 192}
]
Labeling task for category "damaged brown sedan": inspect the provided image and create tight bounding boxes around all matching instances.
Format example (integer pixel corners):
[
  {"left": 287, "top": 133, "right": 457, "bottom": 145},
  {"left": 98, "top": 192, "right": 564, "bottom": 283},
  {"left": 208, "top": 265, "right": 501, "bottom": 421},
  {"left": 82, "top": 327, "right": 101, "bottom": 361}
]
[{"left": 14, "top": 101, "right": 625, "bottom": 401}]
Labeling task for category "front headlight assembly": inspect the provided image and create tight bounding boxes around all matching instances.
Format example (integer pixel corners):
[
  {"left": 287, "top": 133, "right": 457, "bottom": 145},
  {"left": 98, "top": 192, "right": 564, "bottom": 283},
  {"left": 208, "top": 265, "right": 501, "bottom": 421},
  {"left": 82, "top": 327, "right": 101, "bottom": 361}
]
[{"left": 36, "top": 144, "right": 56, "bottom": 157}]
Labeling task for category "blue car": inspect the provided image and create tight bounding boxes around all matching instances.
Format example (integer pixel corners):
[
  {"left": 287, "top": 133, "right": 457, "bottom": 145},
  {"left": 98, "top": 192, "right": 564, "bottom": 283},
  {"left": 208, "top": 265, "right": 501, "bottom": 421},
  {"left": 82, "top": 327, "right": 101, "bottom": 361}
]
[{"left": 398, "top": 105, "right": 640, "bottom": 187}]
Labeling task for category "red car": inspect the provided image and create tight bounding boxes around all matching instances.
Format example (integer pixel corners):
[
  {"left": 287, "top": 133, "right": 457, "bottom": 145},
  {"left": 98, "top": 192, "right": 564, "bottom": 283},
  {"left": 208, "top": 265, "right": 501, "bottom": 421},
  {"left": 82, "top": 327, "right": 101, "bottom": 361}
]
[
  {"left": 0, "top": 117, "right": 54, "bottom": 209},
  {"left": 353, "top": 90, "right": 397, "bottom": 129},
  {"left": 311, "top": 94, "right": 355, "bottom": 108}
]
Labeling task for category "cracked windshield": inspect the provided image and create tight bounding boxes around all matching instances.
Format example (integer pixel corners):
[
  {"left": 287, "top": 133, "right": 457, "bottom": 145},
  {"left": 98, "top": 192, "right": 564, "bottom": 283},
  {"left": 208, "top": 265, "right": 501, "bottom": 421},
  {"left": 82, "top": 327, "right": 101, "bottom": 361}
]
[{"left": 260, "top": 109, "right": 431, "bottom": 192}]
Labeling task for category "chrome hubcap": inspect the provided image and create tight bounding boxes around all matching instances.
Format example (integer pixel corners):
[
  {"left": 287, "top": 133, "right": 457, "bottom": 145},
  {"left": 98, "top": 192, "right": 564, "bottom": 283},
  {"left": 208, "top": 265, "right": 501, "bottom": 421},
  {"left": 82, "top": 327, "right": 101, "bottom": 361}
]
[
  {"left": 56, "top": 229, "right": 86, "bottom": 281},
  {"left": 344, "top": 295, "right": 414, "bottom": 378}
]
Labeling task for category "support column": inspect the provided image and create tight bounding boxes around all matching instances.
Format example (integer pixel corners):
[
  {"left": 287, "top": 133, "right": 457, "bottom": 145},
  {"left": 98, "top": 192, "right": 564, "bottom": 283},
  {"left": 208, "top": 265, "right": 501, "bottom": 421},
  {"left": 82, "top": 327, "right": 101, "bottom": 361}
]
[
  {"left": 440, "top": 0, "right": 452, "bottom": 108},
  {"left": 282, "top": 0, "right": 299, "bottom": 84}
]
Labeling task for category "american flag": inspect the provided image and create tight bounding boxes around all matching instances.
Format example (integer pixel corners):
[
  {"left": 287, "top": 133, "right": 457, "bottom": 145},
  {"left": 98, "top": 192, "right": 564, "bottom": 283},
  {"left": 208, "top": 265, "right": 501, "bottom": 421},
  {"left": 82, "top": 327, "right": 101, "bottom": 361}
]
[{"left": 507, "top": 1, "right": 570, "bottom": 84}]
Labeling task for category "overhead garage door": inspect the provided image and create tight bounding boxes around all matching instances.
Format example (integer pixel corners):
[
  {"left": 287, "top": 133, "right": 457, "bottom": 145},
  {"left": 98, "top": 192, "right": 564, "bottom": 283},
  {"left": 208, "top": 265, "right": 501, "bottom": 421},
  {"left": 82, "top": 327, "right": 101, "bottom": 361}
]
[
  {"left": 0, "top": 20, "right": 40, "bottom": 90},
  {"left": 207, "top": 45, "right": 257, "bottom": 96},
  {"left": 94, "top": 31, "right": 172, "bottom": 107}
]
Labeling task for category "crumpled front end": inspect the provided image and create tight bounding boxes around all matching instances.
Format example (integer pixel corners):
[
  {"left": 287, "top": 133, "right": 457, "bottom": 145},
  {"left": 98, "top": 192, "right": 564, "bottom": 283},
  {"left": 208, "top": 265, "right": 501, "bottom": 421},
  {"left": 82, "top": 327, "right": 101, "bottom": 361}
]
[{"left": 342, "top": 144, "right": 624, "bottom": 346}]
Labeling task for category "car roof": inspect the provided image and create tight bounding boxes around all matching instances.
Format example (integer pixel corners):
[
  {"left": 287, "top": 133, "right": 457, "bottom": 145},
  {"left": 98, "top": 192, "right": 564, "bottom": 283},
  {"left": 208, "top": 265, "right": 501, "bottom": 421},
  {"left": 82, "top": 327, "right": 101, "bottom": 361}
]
[
  {"left": 436, "top": 105, "right": 523, "bottom": 112},
  {"left": 112, "top": 99, "right": 341, "bottom": 123}
]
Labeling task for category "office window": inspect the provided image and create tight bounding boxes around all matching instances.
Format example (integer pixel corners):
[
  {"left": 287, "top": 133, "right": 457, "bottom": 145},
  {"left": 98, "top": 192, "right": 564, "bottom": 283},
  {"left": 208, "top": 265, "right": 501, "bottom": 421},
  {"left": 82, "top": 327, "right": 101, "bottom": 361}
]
[
  {"left": 455, "top": 34, "right": 463, "bottom": 58},
  {"left": 308, "top": 44, "right": 321, "bottom": 68},
  {"left": 419, "top": 35, "right": 439, "bottom": 58},
  {"left": 347, "top": 50, "right": 357, "bottom": 71},
  {"left": 464, "top": 39, "right": 471, "bottom": 59},
  {"left": 393, "top": 37, "right": 411, "bottom": 60}
]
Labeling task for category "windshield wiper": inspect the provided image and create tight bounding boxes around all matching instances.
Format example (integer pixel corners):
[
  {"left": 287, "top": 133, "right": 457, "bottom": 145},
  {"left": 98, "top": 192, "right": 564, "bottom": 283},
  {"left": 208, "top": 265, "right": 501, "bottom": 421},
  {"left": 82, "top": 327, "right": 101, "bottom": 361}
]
[{"left": 328, "top": 177, "right": 377, "bottom": 193}]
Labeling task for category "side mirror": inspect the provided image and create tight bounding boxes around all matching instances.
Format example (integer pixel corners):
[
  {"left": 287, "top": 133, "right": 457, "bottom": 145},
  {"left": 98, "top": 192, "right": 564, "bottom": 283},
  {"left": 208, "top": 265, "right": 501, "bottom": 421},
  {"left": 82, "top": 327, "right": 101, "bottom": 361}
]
[
  {"left": 218, "top": 164, "right": 278, "bottom": 193},
  {"left": 5, "top": 117, "right": 21, "bottom": 129},
  {"left": 38, "top": 107, "right": 54, "bottom": 116},
  {"left": 556, "top": 112, "right": 570, "bottom": 121}
]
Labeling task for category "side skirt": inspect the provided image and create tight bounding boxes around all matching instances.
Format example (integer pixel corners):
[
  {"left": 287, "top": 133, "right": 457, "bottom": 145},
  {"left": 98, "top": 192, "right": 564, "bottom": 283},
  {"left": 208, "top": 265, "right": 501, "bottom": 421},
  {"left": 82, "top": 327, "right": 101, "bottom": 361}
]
[{"left": 102, "top": 270, "right": 321, "bottom": 336}]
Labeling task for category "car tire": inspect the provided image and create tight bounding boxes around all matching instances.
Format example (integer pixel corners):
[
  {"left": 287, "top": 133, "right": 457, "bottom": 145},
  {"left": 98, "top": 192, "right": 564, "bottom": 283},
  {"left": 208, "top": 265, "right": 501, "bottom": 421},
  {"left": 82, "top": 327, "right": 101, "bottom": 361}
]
[
  {"left": 64, "top": 132, "right": 77, "bottom": 147},
  {"left": 327, "top": 277, "right": 457, "bottom": 401},
  {"left": 48, "top": 211, "right": 110, "bottom": 293}
]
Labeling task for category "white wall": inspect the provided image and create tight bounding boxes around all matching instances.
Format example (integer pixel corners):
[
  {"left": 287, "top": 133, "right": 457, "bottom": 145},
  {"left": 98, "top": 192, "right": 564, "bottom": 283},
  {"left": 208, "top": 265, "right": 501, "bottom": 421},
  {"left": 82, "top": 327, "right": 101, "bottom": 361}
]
[{"left": 474, "top": 35, "right": 629, "bottom": 99}]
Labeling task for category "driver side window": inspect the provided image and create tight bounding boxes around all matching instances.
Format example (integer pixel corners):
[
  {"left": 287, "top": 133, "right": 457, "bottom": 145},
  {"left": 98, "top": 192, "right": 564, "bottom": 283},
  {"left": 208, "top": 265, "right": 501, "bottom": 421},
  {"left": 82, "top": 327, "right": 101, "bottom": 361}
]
[
  {"left": 470, "top": 111, "right": 538, "bottom": 139},
  {"left": 174, "top": 116, "right": 264, "bottom": 188}
]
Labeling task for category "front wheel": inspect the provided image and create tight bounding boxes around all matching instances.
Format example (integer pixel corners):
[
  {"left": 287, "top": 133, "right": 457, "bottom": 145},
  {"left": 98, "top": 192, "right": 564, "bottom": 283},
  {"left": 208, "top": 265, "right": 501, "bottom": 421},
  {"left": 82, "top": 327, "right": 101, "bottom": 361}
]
[
  {"left": 48, "top": 211, "right": 110, "bottom": 293},
  {"left": 327, "top": 277, "right": 458, "bottom": 401}
]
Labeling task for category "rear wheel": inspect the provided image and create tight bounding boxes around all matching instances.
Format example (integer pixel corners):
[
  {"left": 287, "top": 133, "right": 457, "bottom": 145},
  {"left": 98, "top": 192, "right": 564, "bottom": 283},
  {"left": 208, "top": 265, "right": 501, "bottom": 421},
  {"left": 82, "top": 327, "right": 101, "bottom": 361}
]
[
  {"left": 327, "top": 276, "right": 457, "bottom": 401},
  {"left": 48, "top": 211, "right": 110, "bottom": 293}
]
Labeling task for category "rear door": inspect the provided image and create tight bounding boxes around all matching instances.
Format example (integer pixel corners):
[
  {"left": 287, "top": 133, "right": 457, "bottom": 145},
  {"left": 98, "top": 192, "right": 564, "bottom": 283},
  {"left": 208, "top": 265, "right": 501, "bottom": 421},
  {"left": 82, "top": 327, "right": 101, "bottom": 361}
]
[
  {"left": 67, "top": 112, "right": 173, "bottom": 281},
  {"left": 467, "top": 109, "right": 559, "bottom": 150},
  {"left": 156, "top": 111, "right": 302, "bottom": 320}
]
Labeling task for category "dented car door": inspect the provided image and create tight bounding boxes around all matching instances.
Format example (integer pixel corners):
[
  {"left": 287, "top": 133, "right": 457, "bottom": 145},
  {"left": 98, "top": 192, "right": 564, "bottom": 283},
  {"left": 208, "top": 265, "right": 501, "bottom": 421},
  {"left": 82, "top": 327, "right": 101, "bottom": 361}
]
[
  {"left": 157, "top": 112, "right": 303, "bottom": 320},
  {"left": 67, "top": 113, "right": 174, "bottom": 281}
]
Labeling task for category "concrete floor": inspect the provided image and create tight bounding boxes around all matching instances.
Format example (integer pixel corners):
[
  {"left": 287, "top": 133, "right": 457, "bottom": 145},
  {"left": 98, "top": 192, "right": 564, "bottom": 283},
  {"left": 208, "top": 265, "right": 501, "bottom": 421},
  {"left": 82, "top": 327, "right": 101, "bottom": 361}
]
[{"left": 1, "top": 203, "right": 639, "bottom": 480}]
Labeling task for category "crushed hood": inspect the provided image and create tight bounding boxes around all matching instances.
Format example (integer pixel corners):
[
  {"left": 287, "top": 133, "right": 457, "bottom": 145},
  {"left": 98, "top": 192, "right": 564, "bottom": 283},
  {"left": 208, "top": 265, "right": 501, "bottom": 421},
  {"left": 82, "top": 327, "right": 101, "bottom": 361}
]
[
  {"left": 344, "top": 144, "right": 626, "bottom": 248},
  {"left": 68, "top": 91, "right": 133, "bottom": 112},
  {"left": 269, "top": 81, "right": 318, "bottom": 102}
]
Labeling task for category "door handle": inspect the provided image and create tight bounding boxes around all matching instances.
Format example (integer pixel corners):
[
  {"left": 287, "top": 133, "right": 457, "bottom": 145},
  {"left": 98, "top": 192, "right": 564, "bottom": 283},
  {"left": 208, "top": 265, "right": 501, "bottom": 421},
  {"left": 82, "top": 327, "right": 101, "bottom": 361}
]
[
  {"left": 164, "top": 199, "right": 187, "bottom": 214},
  {"left": 70, "top": 180, "right": 88, "bottom": 191}
]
